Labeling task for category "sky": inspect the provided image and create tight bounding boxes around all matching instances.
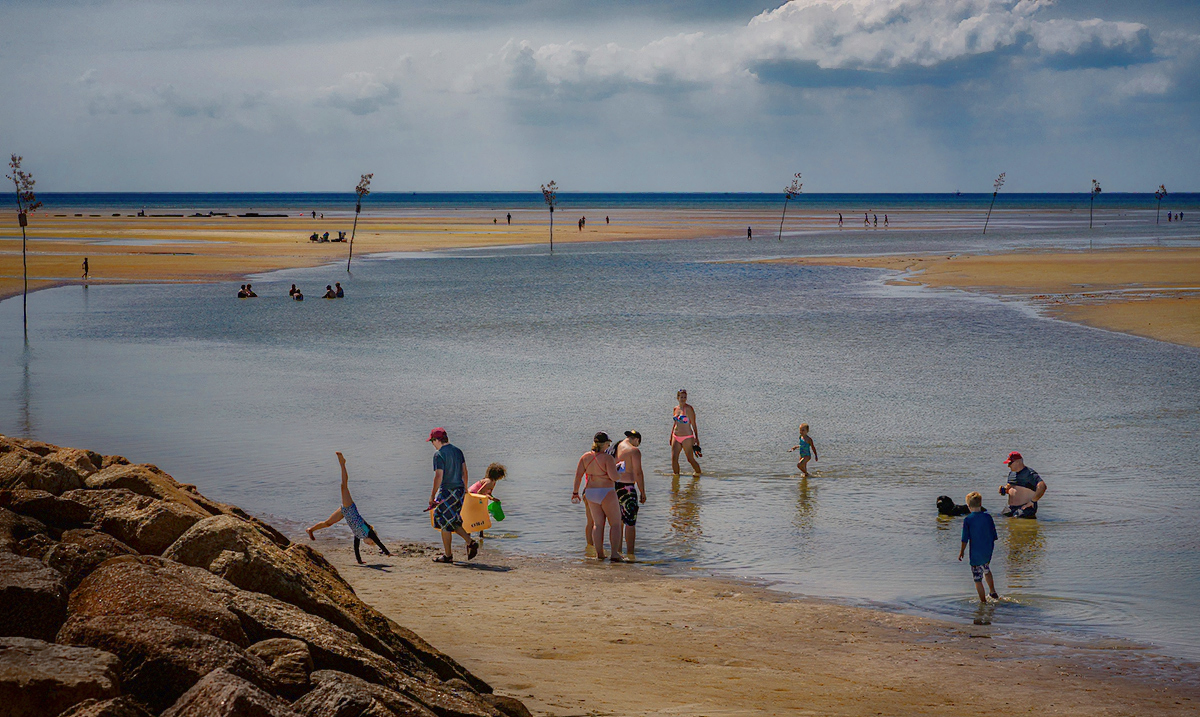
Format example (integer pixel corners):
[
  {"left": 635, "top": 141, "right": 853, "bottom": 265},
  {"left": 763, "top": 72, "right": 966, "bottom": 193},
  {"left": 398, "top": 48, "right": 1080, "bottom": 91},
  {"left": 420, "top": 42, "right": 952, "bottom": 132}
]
[{"left": 0, "top": 0, "right": 1197, "bottom": 192}]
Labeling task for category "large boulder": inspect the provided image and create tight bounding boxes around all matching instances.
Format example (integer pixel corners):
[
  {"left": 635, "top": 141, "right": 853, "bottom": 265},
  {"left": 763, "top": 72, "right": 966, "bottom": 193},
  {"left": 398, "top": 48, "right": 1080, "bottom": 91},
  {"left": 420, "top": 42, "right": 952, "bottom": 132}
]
[
  {"left": 0, "top": 488, "right": 92, "bottom": 528},
  {"left": 0, "top": 637, "right": 121, "bottom": 717},
  {"left": 160, "top": 668, "right": 298, "bottom": 717},
  {"left": 4, "top": 436, "right": 58, "bottom": 456},
  {"left": 246, "top": 639, "right": 314, "bottom": 701},
  {"left": 46, "top": 448, "right": 101, "bottom": 479},
  {"left": 293, "top": 671, "right": 436, "bottom": 717},
  {"left": 165, "top": 516, "right": 485, "bottom": 690},
  {"left": 68, "top": 556, "right": 250, "bottom": 647},
  {"left": 57, "top": 615, "right": 276, "bottom": 713},
  {"left": 0, "top": 552, "right": 68, "bottom": 640},
  {"left": 478, "top": 695, "right": 532, "bottom": 717},
  {"left": 44, "top": 529, "right": 139, "bottom": 591},
  {"left": 64, "top": 488, "right": 203, "bottom": 555},
  {"left": 57, "top": 696, "right": 155, "bottom": 717},
  {"left": 0, "top": 448, "right": 87, "bottom": 495},
  {"left": 87, "top": 464, "right": 219, "bottom": 517}
]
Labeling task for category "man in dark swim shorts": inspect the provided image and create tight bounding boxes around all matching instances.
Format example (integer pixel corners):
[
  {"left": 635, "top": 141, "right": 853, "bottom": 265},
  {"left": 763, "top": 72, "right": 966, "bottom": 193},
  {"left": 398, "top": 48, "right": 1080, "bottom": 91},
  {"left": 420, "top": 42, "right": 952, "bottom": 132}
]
[
  {"left": 999, "top": 451, "right": 1046, "bottom": 518},
  {"left": 613, "top": 430, "right": 646, "bottom": 558}
]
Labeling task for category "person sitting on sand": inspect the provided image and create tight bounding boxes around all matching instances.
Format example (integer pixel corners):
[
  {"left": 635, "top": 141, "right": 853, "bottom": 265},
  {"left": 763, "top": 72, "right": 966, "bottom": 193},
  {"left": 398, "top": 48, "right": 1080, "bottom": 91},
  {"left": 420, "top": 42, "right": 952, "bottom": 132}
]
[
  {"left": 310, "top": 232, "right": 320, "bottom": 242},
  {"left": 573, "top": 432, "right": 625, "bottom": 561},
  {"left": 999, "top": 451, "right": 1045, "bottom": 518},
  {"left": 323, "top": 285, "right": 337, "bottom": 299},
  {"left": 293, "top": 288, "right": 304, "bottom": 301},
  {"left": 306, "top": 451, "right": 392, "bottom": 565},
  {"left": 335, "top": 282, "right": 344, "bottom": 298},
  {"left": 322, "top": 232, "right": 330, "bottom": 242},
  {"left": 237, "top": 285, "right": 248, "bottom": 298},
  {"left": 614, "top": 430, "right": 646, "bottom": 558},
  {"left": 428, "top": 428, "right": 480, "bottom": 564},
  {"left": 789, "top": 423, "right": 818, "bottom": 478},
  {"left": 289, "top": 284, "right": 298, "bottom": 297},
  {"left": 958, "top": 491, "right": 999, "bottom": 603},
  {"left": 671, "top": 390, "right": 702, "bottom": 476},
  {"left": 245, "top": 283, "right": 257, "bottom": 298}
]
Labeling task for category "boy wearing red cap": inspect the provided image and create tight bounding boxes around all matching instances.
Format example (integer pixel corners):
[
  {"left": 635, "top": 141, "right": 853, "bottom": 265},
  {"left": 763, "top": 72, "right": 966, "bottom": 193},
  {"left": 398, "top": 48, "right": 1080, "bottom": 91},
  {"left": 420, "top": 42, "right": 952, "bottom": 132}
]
[
  {"left": 428, "top": 428, "right": 479, "bottom": 563},
  {"left": 999, "top": 451, "right": 1046, "bottom": 518}
]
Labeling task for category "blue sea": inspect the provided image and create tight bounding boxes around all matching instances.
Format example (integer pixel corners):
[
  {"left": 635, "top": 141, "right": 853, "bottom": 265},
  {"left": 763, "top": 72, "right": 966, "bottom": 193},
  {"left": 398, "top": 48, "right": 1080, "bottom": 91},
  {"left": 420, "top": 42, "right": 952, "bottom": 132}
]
[{"left": 3, "top": 193, "right": 1200, "bottom": 665}]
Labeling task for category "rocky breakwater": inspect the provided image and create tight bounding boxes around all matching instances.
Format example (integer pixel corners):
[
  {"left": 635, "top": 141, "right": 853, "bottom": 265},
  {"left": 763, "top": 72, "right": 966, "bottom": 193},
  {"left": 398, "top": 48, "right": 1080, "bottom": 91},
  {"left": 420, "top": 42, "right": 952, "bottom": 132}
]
[{"left": 0, "top": 435, "right": 532, "bottom": 717}]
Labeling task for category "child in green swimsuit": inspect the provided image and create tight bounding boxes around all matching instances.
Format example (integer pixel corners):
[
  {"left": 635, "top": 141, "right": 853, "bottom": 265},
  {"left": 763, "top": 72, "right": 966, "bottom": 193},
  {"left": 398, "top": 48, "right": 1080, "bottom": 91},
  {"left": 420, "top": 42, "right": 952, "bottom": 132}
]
[{"left": 789, "top": 423, "right": 818, "bottom": 478}]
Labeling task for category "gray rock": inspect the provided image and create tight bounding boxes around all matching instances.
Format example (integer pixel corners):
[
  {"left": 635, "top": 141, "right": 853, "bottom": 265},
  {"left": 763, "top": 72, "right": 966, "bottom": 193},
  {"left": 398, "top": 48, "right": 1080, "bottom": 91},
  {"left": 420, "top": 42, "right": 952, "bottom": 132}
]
[
  {"left": 0, "top": 447, "right": 87, "bottom": 495},
  {"left": 56, "top": 696, "right": 154, "bottom": 717},
  {"left": 57, "top": 615, "right": 276, "bottom": 713},
  {"left": 160, "top": 668, "right": 298, "bottom": 717},
  {"left": 479, "top": 695, "right": 533, "bottom": 717},
  {"left": 0, "top": 553, "right": 68, "bottom": 641},
  {"left": 0, "top": 506, "right": 49, "bottom": 552},
  {"left": 0, "top": 637, "right": 121, "bottom": 717},
  {"left": 43, "top": 529, "right": 139, "bottom": 591},
  {"left": 0, "top": 488, "right": 92, "bottom": 528},
  {"left": 246, "top": 638, "right": 313, "bottom": 701},
  {"left": 63, "top": 488, "right": 203, "bottom": 555}
]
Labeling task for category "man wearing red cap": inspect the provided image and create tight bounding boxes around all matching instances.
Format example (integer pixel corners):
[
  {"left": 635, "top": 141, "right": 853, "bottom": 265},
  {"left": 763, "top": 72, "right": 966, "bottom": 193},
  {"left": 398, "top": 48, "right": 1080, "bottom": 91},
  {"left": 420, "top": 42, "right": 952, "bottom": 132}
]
[
  {"left": 999, "top": 451, "right": 1045, "bottom": 518},
  {"left": 428, "top": 428, "right": 479, "bottom": 563}
]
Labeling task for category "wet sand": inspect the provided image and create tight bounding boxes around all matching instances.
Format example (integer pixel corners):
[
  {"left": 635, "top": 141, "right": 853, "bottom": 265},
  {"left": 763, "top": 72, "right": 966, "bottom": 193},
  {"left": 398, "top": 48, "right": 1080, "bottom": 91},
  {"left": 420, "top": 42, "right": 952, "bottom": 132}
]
[
  {"left": 771, "top": 248, "right": 1200, "bottom": 348},
  {"left": 316, "top": 537, "right": 1199, "bottom": 716}
]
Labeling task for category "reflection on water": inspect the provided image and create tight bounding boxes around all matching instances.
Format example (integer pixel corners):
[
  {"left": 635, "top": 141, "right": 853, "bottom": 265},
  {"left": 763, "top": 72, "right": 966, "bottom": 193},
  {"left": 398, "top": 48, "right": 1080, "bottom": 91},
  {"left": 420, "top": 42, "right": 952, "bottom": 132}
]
[
  {"left": 668, "top": 474, "right": 703, "bottom": 559},
  {"left": 1004, "top": 518, "right": 1045, "bottom": 590},
  {"left": 2, "top": 231, "right": 1199, "bottom": 660},
  {"left": 973, "top": 601, "right": 996, "bottom": 625}
]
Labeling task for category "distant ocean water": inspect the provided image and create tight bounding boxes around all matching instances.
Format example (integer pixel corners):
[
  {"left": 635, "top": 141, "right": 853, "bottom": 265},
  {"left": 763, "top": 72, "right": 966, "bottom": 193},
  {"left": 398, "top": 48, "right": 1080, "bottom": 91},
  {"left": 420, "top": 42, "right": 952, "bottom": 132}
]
[{"left": 30, "top": 191, "right": 1200, "bottom": 216}]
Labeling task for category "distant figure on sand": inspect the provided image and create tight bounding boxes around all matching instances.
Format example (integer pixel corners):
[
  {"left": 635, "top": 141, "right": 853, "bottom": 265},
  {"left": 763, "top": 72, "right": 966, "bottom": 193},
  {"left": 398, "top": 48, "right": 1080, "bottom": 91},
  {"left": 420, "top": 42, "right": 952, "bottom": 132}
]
[
  {"left": 999, "top": 451, "right": 1045, "bottom": 518},
  {"left": 873, "top": 214, "right": 878, "bottom": 228},
  {"left": 573, "top": 432, "right": 625, "bottom": 561},
  {"left": 312, "top": 211, "right": 317, "bottom": 219},
  {"left": 838, "top": 213, "right": 843, "bottom": 228},
  {"left": 428, "top": 428, "right": 480, "bottom": 564},
  {"left": 864, "top": 213, "right": 870, "bottom": 228},
  {"left": 958, "top": 491, "right": 999, "bottom": 603},
  {"left": 289, "top": 284, "right": 298, "bottom": 297},
  {"left": 747, "top": 226, "right": 752, "bottom": 241},
  {"left": 323, "top": 285, "right": 337, "bottom": 299},
  {"left": 789, "top": 423, "right": 818, "bottom": 477},
  {"left": 884, "top": 214, "right": 889, "bottom": 228},
  {"left": 614, "top": 430, "right": 646, "bottom": 557},
  {"left": 306, "top": 452, "right": 392, "bottom": 565},
  {"left": 671, "top": 390, "right": 702, "bottom": 475},
  {"left": 335, "top": 282, "right": 344, "bottom": 298},
  {"left": 82, "top": 257, "right": 88, "bottom": 280},
  {"left": 507, "top": 213, "right": 511, "bottom": 225},
  {"left": 606, "top": 216, "right": 609, "bottom": 225},
  {"left": 245, "top": 284, "right": 257, "bottom": 297}
]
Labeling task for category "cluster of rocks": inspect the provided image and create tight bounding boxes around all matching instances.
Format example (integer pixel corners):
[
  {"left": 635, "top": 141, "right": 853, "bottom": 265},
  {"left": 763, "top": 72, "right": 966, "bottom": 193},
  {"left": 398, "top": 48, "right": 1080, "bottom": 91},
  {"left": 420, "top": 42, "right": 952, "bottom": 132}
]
[{"left": 0, "top": 435, "right": 532, "bottom": 717}]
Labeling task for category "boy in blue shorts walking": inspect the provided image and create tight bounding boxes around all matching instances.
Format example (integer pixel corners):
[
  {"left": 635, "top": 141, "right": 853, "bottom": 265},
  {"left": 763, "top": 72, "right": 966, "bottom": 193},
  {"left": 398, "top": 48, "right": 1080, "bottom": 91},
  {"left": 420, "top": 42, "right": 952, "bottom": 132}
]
[{"left": 958, "top": 491, "right": 999, "bottom": 603}]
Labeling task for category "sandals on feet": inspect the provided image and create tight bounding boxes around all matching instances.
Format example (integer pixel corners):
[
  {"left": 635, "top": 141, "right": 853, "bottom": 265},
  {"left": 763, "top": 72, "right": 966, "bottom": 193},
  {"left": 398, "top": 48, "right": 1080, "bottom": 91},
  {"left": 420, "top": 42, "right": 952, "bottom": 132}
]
[
  {"left": 433, "top": 554, "right": 453, "bottom": 564},
  {"left": 467, "top": 540, "right": 479, "bottom": 561}
]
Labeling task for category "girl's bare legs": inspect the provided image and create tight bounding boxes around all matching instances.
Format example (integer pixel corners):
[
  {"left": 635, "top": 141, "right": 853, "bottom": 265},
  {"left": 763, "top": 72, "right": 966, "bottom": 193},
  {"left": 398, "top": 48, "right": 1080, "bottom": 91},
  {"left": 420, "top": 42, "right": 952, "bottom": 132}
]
[
  {"left": 671, "top": 440, "right": 682, "bottom": 475},
  {"left": 601, "top": 492, "right": 624, "bottom": 561},
  {"left": 587, "top": 498, "right": 610, "bottom": 560},
  {"left": 337, "top": 452, "right": 352, "bottom": 508},
  {"left": 797, "top": 456, "right": 810, "bottom": 478},
  {"left": 306, "top": 508, "right": 344, "bottom": 540},
  {"left": 682, "top": 439, "right": 701, "bottom": 475}
]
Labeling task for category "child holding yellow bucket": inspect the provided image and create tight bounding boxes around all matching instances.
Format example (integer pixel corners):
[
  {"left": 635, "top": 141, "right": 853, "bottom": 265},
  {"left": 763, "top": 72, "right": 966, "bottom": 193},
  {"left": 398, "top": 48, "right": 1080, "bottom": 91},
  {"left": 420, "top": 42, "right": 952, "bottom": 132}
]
[{"left": 468, "top": 463, "right": 507, "bottom": 542}]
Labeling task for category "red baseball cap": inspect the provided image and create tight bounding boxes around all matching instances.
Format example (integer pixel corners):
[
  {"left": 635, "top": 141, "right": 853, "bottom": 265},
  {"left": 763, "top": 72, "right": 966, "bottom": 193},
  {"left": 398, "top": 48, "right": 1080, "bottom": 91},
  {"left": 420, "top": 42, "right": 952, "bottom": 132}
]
[
  {"left": 1004, "top": 451, "right": 1023, "bottom": 465},
  {"left": 427, "top": 427, "right": 448, "bottom": 442}
]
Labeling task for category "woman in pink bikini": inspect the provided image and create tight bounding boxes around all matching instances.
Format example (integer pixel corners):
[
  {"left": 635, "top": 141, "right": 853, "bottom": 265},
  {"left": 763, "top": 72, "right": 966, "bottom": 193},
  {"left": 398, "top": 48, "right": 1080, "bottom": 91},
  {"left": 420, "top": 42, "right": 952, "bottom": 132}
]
[
  {"left": 671, "top": 389, "right": 702, "bottom": 476},
  {"left": 572, "top": 432, "right": 625, "bottom": 561}
]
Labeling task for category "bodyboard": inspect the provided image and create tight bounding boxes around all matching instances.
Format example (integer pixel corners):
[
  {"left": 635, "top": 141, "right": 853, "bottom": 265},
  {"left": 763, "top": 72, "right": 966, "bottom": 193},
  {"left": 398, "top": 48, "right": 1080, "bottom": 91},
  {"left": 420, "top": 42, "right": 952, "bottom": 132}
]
[{"left": 431, "top": 492, "right": 492, "bottom": 531}]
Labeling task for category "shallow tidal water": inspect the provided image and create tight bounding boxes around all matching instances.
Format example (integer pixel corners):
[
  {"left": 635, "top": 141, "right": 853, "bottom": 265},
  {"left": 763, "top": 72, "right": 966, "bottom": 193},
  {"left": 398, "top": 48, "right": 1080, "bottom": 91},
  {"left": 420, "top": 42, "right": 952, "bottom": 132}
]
[{"left": 3, "top": 218, "right": 1199, "bottom": 661}]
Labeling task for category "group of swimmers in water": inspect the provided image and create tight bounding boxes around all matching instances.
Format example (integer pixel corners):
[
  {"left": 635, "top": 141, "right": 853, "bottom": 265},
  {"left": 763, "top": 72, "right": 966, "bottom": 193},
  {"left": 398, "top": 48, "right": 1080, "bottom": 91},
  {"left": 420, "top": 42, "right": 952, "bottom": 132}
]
[{"left": 235, "top": 282, "right": 345, "bottom": 300}]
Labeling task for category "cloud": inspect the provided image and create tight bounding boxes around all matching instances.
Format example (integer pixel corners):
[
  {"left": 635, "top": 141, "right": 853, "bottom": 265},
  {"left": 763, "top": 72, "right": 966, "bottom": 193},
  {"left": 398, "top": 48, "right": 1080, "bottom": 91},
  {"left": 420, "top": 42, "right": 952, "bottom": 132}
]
[
  {"left": 491, "top": 0, "right": 1157, "bottom": 95},
  {"left": 316, "top": 72, "right": 400, "bottom": 116}
]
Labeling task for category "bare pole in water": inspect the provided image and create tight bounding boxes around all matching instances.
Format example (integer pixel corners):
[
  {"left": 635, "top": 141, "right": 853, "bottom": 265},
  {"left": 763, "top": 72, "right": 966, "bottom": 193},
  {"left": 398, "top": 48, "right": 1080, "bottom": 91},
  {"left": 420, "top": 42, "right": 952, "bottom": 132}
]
[
  {"left": 982, "top": 172, "right": 1005, "bottom": 235},
  {"left": 1089, "top": 179, "right": 1102, "bottom": 249},
  {"left": 7, "top": 154, "right": 42, "bottom": 339},
  {"left": 778, "top": 173, "right": 802, "bottom": 241},
  {"left": 347, "top": 173, "right": 373, "bottom": 272},
  {"left": 1155, "top": 184, "right": 1167, "bottom": 225},
  {"left": 542, "top": 181, "right": 557, "bottom": 253}
]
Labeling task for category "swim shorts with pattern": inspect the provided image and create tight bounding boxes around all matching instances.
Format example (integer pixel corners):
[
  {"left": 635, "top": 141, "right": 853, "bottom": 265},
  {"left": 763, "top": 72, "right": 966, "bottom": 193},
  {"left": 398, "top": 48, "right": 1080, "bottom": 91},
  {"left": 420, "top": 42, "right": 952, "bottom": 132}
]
[{"left": 615, "top": 483, "right": 639, "bottom": 526}]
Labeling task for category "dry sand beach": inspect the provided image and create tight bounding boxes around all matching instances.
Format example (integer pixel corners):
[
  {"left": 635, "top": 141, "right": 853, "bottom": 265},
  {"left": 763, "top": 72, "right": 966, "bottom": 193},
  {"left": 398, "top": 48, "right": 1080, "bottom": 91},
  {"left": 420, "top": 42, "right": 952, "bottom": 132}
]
[{"left": 317, "top": 537, "right": 1200, "bottom": 717}]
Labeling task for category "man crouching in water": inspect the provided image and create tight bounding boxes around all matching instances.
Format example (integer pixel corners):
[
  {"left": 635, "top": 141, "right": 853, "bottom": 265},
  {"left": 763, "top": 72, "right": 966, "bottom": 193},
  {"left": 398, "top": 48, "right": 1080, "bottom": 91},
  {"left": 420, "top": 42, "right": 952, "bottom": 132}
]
[
  {"left": 614, "top": 430, "right": 646, "bottom": 559},
  {"left": 999, "top": 451, "right": 1046, "bottom": 518}
]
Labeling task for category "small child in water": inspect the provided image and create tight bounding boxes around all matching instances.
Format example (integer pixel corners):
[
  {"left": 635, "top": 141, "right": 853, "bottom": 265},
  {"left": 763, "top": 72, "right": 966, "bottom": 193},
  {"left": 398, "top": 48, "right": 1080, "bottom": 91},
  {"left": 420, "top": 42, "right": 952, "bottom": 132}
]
[
  {"left": 789, "top": 423, "right": 818, "bottom": 477},
  {"left": 958, "top": 491, "right": 999, "bottom": 603},
  {"left": 306, "top": 452, "right": 391, "bottom": 565}
]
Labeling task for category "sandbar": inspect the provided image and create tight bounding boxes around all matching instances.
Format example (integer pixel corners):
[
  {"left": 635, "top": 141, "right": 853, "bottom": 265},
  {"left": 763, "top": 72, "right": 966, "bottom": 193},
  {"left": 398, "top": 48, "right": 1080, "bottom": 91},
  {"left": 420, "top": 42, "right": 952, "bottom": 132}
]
[
  {"left": 771, "top": 248, "right": 1200, "bottom": 348},
  {"left": 317, "top": 537, "right": 1198, "bottom": 716}
]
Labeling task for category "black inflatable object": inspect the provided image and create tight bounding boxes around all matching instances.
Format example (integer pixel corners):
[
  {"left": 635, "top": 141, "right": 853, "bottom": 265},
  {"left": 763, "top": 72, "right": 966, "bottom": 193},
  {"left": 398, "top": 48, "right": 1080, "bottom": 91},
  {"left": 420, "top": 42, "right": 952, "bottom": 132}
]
[{"left": 937, "top": 495, "right": 971, "bottom": 516}]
